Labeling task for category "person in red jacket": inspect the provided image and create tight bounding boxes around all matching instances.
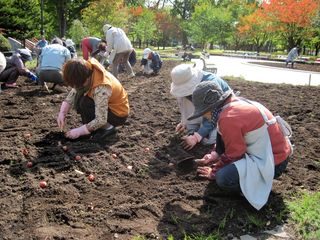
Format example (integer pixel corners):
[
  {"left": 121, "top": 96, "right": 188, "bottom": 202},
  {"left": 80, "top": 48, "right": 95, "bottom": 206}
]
[
  {"left": 56, "top": 58, "right": 129, "bottom": 142},
  {"left": 189, "top": 81, "right": 292, "bottom": 210}
]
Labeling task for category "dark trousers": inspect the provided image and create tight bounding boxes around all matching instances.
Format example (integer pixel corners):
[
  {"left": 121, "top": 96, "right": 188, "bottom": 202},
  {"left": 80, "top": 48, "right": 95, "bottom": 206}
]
[
  {"left": 39, "top": 69, "right": 64, "bottom": 86},
  {"left": 215, "top": 159, "right": 289, "bottom": 192},
  {"left": 77, "top": 96, "right": 127, "bottom": 127},
  {"left": 0, "top": 66, "right": 19, "bottom": 84}
]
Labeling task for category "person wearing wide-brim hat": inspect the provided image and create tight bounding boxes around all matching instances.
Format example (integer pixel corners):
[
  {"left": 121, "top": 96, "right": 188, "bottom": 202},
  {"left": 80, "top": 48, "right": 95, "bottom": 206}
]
[
  {"left": 193, "top": 81, "right": 293, "bottom": 210},
  {"left": 170, "top": 64, "right": 231, "bottom": 150}
]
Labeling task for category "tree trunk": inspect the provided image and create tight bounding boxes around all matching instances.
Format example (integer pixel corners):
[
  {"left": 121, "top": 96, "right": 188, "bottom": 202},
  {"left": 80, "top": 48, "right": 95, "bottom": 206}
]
[
  {"left": 182, "top": 31, "right": 188, "bottom": 46},
  {"left": 315, "top": 44, "right": 319, "bottom": 56},
  {"left": 287, "top": 36, "right": 295, "bottom": 51},
  {"left": 57, "top": 0, "right": 67, "bottom": 38}
]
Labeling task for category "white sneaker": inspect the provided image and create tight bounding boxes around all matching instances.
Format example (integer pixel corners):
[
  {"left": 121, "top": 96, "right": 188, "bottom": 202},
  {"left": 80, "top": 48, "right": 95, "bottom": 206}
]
[{"left": 129, "top": 72, "right": 135, "bottom": 78}]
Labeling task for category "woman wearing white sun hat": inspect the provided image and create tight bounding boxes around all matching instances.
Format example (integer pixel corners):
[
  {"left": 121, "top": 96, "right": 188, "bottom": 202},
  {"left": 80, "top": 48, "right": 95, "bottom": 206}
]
[{"left": 170, "top": 64, "right": 232, "bottom": 150}]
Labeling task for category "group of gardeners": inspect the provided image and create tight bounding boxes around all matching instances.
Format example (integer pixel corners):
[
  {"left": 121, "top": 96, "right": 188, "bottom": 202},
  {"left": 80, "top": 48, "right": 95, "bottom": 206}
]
[{"left": 0, "top": 23, "right": 293, "bottom": 210}]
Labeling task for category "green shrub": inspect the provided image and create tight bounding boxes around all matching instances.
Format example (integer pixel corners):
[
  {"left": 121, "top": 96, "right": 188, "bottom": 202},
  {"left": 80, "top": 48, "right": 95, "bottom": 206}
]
[{"left": 0, "top": 34, "right": 11, "bottom": 52}]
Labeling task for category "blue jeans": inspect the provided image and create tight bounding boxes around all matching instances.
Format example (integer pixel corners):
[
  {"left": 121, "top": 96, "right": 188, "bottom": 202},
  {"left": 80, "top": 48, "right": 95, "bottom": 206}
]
[{"left": 215, "top": 159, "right": 289, "bottom": 192}]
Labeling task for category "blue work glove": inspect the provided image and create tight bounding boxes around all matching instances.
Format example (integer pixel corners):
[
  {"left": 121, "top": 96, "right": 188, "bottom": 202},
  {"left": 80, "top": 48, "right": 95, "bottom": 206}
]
[{"left": 28, "top": 72, "right": 38, "bottom": 82}]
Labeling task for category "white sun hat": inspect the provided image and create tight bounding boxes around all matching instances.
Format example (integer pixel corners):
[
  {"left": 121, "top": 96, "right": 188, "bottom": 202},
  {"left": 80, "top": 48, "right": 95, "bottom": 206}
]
[
  {"left": 170, "top": 64, "right": 203, "bottom": 97},
  {"left": 143, "top": 48, "right": 152, "bottom": 59},
  {"left": 103, "top": 24, "right": 112, "bottom": 34},
  {"left": 65, "top": 39, "right": 75, "bottom": 47}
]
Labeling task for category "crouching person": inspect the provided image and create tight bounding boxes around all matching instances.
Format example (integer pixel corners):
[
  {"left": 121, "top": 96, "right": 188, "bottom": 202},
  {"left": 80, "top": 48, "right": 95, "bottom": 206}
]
[
  {"left": 57, "top": 58, "right": 129, "bottom": 141},
  {"left": 0, "top": 49, "right": 37, "bottom": 88},
  {"left": 141, "top": 48, "right": 162, "bottom": 75},
  {"left": 38, "top": 37, "right": 71, "bottom": 92},
  {"left": 170, "top": 64, "right": 232, "bottom": 150},
  {"left": 192, "top": 81, "right": 292, "bottom": 210}
]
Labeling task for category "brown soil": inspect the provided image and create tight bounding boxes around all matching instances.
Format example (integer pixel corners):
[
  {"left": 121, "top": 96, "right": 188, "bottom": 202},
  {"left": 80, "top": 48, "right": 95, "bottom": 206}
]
[
  {"left": 249, "top": 61, "right": 320, "bottom": 72},
  {"left": 0, "top": 60, "right": 319, "bottom": 240}
]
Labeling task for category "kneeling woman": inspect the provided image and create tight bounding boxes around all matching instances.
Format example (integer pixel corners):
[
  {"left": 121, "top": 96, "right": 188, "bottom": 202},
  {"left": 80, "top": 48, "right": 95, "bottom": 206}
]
[{"left": 57, "top": 58, "right": 129, "bottom": 140}]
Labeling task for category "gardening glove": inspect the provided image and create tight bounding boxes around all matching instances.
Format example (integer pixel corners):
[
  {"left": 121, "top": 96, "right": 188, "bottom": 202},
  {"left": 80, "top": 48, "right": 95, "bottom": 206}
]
[
  {"left": 175, "top": 122, "right": 186, "bottom": 134},
  {"left": 197, "top": 166, "right": 216, "bottom": 180},
  {"left": 28, "top": 72, "right": 38, "bottom": 82},
  {"left": 57, "top": 101, "right": 71, "bottom": 131},
  {"left": 181, "top": 132, "right": 202, "bottom": 150},
  {"left": 65, "top": 125, "right": 90, "bottom": 139},
  {"left": 195, "top": 151, "right": 219, "bottom": 166}
]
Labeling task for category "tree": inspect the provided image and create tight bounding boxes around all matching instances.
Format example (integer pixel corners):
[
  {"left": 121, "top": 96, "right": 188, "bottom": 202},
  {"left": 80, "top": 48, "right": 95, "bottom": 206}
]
[
  {"left": 43, "top": 0, "right": 92, "bottom": 38},
  {"left": 170, "top": 0, "right": 198, "bottom": 45},
  {"left": 154, "top": 10, "right": 181, "bottom": 49},
  {"left": 237, "top": 8, "right": 273, "bottom": 53},
  {"left": 0, "top": 0, "right": 40, "bottom": 40},
  {"left": 68, "top": 20, "right": 89, "bottom": 45},
  {"left": 225, "top": 0, "right": 259, "bottom": 50},
  {"left": 189, "top": 0, "right": 232, "bottom": 49},
  {"left": 130, "top": 8, "right": 157, "bottom": 48},
  {"left": 261, "top": 0, "right": 319, "bottom": 50},
  {"left": 81, "top": 0, "right": 128, "bottom": 37}
]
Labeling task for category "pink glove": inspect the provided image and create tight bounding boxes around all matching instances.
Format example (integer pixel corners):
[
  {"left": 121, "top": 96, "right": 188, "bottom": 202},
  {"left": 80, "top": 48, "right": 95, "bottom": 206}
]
[
  {"left": 175, "top": 122, "right": 186, "bottom": 133},
  {"left": 57, "top": 101, "right": 71, "bottom": 131},
  {"left": 181, "top": 132, "right": 202, "bottom": 150},
  {"left": 195, "top": 151, "right": 219, "bottom": 166},
  {"left": 66, "top": 125, "right": 90, "bottom": 139}
]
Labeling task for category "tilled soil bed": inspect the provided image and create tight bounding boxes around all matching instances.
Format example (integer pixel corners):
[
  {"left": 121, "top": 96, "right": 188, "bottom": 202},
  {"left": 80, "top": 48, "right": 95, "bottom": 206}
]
[{"left": 0, "top": 60, "right": 319, "bottom": 240}]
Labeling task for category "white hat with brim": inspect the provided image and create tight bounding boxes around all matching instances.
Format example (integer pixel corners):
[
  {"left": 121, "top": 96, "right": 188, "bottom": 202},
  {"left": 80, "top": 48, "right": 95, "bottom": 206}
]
[
  {"left": 170, "top": 64, "right": 203, "bottom": 97},
  {"left": 65, "top": 39, "right": 75, "bottom": 47},
  {"left": 103, "top": 24, "right": 112, "bottom": 34},
  {"left": 143, "top": 48, "right": 152, "bottom": 59},
  {"left": 187, "top": 81, "right": 233, "bottom": 121}
]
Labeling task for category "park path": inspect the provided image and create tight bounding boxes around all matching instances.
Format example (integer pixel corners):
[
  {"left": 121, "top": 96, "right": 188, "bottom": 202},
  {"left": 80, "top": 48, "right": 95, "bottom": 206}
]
[{"left": 193, "top": 56, "right": 320, "bottom": 86}]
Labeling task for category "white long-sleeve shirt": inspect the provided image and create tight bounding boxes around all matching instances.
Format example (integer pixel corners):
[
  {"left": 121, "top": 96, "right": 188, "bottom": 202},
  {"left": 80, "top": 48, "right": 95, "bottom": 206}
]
[{"left": 105, "top": 27, "right": 132, "bottom": 56}]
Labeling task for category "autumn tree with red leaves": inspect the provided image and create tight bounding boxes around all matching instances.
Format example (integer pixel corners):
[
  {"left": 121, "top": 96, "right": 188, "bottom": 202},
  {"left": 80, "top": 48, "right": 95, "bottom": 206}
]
[
  {"left": 237, "top": 7, "right": 274, "bottom": 53},
  {"left": 261, "top": 0, "right": 319, "bottom": 50},
  {"left": 154, "top": 10, "right": 181, "bottom": 49}
]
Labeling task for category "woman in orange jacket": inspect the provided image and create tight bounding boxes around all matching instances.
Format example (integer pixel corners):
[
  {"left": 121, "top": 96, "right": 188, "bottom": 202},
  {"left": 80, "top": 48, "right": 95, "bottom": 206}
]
[{"left": 56, "top": 58, "right": 129, "bottom": 141}]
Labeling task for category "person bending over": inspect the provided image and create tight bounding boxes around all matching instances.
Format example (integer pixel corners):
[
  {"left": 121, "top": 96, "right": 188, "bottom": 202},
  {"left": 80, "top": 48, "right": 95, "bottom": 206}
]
[
  {"left": 57, "top": 58, "right": 129, "bottom": 141},
  {"left": 170, "top": 64, "right": 231, "bottom": 150},
  {"left": 0, "top": 49, "right": 37, "bottom": 88},
  {"left": 190, "top": 81, "right": 293, "bottom": 210},
  {"left": 140, "top": 48, "right": 162, "bottom": 75}
]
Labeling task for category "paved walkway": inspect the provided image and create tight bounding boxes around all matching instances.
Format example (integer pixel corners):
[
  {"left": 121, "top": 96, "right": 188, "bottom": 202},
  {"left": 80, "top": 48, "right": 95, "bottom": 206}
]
[{"left": 193, "top": 56, "right": 320, "bottom": 86}]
